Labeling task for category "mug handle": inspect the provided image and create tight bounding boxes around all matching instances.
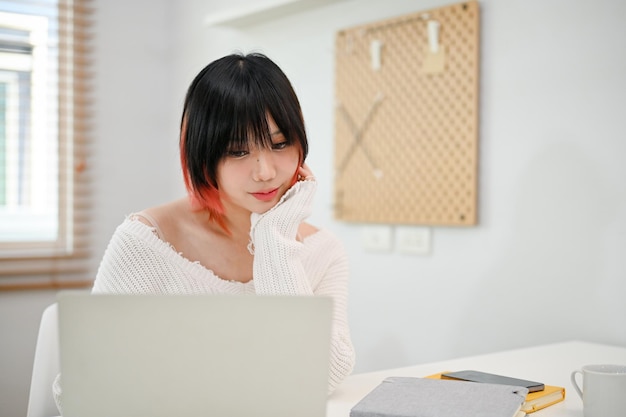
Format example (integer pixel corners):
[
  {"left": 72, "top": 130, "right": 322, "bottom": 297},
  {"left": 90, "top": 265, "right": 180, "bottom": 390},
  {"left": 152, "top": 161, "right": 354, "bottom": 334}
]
[{"left": 570, "top": 370, "right": 584, "bottom": 399}]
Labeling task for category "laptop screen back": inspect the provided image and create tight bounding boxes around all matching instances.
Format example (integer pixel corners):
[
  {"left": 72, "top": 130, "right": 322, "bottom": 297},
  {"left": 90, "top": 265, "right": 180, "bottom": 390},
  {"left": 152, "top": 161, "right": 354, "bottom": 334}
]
[{"left": 58, "top": 293, "right": 332, "bottom": 417}]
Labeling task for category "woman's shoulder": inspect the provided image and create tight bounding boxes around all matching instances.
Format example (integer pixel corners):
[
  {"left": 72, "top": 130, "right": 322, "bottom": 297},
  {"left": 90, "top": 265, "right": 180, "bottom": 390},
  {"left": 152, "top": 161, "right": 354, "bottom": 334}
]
[
  {"left": 129, "top": 198, "right": 190, "bottom": 240},
  {"left": 301, "top": 225, "right": 345, "bottom": 252},
  {"left": 298, "top": 222, "right": 318, "bottom": 240}
]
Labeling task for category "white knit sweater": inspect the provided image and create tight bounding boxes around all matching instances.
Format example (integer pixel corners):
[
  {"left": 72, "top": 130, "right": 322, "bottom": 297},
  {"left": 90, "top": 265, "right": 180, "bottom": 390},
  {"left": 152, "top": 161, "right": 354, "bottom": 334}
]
[{"left": 54, "top": 181, "right": 355, "bottom": 413}]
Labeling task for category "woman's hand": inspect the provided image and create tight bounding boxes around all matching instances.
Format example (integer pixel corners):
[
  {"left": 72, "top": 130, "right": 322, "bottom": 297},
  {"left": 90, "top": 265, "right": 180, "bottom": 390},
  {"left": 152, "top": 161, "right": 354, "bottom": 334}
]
[{"left": 296, "top": 162, "right": 315, "bottom": 182}]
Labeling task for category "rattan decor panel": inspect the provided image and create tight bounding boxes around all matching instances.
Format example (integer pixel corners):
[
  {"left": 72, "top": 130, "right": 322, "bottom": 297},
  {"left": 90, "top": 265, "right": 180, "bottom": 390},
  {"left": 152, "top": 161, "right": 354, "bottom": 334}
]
[{"left": 333, "top": 1, "right": 479, "bottom": 225}]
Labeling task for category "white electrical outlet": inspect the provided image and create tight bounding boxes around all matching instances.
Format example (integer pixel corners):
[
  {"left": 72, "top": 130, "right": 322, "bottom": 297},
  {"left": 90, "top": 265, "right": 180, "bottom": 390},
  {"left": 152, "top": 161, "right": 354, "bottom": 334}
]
[
  {"left": 395, "top": 226, "right": 431, "bottom": 255},
  {"left": 361, "top": 225, "right": 393, "bottom": 252}
]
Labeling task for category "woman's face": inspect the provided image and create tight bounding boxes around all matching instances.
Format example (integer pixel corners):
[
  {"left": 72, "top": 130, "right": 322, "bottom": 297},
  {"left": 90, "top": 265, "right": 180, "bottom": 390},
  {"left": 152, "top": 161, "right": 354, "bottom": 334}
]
[{"left": 216, "top": 116, "right": 300, "bottom": 215}]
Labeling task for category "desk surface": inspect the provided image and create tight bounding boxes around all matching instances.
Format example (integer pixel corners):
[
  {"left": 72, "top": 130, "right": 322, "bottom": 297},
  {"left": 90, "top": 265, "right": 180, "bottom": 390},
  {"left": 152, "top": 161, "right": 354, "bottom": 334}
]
[{"left": 326, "top": 341, "right": 626, "bottom": 417}]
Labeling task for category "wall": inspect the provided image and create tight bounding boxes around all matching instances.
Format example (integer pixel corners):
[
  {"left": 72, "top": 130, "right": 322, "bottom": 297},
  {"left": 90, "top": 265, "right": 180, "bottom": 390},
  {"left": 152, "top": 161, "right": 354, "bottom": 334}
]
[
  {"left": 173, "top": 0, "right": 626, "bottom": 369},
  {"left": 1, "top": 0, "right": 625, "bottom": 416}
]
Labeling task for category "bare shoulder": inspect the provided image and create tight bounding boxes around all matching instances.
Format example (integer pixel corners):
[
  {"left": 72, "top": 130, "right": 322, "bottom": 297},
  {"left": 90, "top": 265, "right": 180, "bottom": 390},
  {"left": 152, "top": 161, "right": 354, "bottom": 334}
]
[
  {"left": 131, "top": 198, "right": 190, "bottom": 239},
  {"left": 298, "top": 222, "right": 319, "bottom": 240}
]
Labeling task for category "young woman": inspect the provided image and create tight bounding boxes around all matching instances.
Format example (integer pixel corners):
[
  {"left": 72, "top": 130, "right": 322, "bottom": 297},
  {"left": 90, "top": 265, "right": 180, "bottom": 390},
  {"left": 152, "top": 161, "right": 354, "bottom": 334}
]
[{"left": 53, "top": 53, "right": 355, "bottom": 412}]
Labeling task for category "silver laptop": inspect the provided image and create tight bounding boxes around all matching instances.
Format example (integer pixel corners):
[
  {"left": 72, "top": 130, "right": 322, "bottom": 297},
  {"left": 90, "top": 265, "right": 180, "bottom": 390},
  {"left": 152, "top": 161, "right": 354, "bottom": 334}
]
[{"left": 57, "top": 292, "right": 332, "bottom": 417}]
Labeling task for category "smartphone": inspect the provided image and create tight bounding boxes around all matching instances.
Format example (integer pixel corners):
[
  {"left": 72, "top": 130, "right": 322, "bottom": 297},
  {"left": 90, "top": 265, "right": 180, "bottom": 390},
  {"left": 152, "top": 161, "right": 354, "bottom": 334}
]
[{"left": 441, "top": 370, "right": 545, "bottom": 392}]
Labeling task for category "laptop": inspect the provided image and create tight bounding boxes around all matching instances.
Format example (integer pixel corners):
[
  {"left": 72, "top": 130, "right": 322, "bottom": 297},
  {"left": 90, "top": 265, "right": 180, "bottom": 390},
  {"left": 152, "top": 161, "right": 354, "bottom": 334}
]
[{"left": 57, "top": 292, "right": 333, "bottom": 417}]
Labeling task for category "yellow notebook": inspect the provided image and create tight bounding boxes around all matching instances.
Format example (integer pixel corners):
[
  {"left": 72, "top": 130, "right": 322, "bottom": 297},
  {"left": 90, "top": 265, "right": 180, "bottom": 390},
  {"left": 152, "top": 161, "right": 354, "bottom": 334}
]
[
  {"left": 426, "top": 372, "right": 565, "bottom": 414},
  {"left": 522, "top": 384, "right": 566, "bottom": 413}
]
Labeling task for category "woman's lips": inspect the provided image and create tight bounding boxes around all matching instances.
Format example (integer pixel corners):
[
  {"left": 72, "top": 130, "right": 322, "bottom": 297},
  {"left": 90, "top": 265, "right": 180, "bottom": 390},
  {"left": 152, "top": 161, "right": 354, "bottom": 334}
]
[{"left": 251, "top": 188, "right": 279, "bottom": 202}]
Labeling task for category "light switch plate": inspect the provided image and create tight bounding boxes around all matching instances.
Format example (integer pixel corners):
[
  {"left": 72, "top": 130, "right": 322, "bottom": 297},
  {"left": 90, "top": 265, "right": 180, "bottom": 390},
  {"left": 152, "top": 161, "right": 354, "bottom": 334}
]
[
  {"left": 395, "top": 226, "right": 431, "bottom": 255},
  {"left": 361, "top": 225, "right": 393, "bottom": 252}
]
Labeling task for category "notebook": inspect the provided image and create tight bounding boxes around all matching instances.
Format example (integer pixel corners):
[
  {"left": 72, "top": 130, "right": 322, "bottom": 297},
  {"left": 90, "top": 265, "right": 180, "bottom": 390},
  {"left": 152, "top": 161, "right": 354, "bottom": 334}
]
[
  {"left": 57, "top": 292, "right": 333, "bottom": 417},
  {"left": 350, "top": 377, "right": 528, "bottom": 417}
]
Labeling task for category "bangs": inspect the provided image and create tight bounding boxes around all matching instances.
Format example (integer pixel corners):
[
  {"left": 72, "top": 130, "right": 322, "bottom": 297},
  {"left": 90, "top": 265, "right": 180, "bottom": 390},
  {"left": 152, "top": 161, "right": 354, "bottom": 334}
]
[
  {"left": 215, "top": 66, "right": 304, "bottom": 156},
  {"left": 223, "top": 105, "right": 275, "bottom": 153}
]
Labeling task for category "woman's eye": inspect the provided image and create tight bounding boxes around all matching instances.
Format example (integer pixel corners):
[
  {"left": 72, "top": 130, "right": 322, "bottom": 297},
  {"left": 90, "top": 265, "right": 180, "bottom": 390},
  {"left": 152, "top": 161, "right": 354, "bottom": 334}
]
[
  {"left": 272, "top": 141, "right": 288, "bottom": 150},
  {"left": 227, "top": 150, "right": 249, "bottom": 158}
]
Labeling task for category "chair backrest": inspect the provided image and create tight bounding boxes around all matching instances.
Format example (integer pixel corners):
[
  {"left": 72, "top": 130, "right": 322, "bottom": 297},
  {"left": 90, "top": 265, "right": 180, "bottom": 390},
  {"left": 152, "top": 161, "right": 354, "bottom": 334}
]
[{"left": 26, "top": 303, "right": 60, "bottom": 417}]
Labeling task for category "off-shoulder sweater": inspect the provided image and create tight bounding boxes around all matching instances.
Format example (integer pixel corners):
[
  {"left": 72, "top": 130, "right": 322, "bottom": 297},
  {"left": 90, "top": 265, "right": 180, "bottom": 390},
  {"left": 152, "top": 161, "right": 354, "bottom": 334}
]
[
  {"left": 90, "top": 218, "right": 355, "bottom": 393},
  {"left": 53, "top": 181, "right": 355, "bottom": 413}
]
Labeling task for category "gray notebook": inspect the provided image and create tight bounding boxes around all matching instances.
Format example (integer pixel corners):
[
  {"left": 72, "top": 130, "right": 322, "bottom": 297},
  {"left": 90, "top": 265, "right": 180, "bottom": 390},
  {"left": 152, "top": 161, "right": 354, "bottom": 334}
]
[
  {"left": 350, "top": 376, "right": 528, "bottom": 417},
  {"left": 58, "top": 292, "right": 333, "bottom": 417}
]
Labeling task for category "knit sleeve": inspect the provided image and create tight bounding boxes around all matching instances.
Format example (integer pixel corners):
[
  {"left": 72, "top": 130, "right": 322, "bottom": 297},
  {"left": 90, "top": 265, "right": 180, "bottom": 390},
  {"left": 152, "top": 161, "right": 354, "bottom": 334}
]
[
  {"left": 249, "top": 179, "right": 355, "bottom": 391},
  {"left": 249, "top": 179, "right": 316, "bottom": 295},
  {"left": 306, "top": 234, "right": 356, "bottom": 393}
]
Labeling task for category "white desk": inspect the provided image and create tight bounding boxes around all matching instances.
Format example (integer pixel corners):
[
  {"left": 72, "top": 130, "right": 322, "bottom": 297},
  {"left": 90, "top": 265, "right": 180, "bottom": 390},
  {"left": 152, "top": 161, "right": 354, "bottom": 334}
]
[{"left": 326, "top": 341, "right": 626, "bottom": 417}]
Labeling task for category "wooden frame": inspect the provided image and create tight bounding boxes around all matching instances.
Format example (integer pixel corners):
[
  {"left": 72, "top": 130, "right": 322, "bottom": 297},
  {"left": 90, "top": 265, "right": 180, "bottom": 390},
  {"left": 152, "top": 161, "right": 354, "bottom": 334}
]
[{"left": 333, "top": 1, "right": 480, "bottom": 226}]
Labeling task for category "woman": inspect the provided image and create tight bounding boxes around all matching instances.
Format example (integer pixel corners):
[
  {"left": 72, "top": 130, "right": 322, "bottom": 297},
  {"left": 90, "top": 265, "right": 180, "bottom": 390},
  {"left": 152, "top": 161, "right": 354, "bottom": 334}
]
[{"left": 54, "top": 52, "right": 355, "bottom": 411}]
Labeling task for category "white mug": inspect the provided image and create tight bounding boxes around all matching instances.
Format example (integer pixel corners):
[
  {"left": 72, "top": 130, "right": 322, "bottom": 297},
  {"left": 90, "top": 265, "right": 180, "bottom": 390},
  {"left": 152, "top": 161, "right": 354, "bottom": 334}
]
[{"left": 570, "top": 364, "right": 626, "bottom": 417}]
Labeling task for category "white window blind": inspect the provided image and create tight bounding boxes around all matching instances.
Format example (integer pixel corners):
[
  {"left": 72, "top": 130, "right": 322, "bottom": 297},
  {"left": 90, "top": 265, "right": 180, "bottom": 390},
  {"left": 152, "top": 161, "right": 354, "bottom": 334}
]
[{"left": 0, "top": 0, "right": 93, "bottom": 290}]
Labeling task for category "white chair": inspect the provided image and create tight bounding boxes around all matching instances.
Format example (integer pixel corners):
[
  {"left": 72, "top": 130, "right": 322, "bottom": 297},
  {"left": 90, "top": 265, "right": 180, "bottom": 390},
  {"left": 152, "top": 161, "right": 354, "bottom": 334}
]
[{"left": 26, "top": 303, "right": 61, "bottom": 417}]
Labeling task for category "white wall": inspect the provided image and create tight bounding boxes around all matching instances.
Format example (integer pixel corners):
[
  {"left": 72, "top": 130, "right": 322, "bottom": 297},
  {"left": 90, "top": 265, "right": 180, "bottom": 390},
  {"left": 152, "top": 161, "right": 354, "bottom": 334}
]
[
  {"left": 1, "top": 0, "right": 625, "bottom": 416},
  {"left": 171, "top": 0, "right": 626, "bottom": 370}
]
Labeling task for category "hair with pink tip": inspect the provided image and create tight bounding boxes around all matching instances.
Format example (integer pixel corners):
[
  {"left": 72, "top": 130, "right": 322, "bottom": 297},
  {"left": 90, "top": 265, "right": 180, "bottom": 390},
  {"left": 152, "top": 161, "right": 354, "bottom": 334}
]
[{"left": 179, "top": 53, "right": 308, "bottom": 233}]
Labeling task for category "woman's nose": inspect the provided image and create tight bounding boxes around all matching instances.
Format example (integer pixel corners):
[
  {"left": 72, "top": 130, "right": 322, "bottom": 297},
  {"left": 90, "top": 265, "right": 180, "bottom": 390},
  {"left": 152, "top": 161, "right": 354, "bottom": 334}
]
[{"left": 252, "top": 150, "right": 276, "bottom": 182}]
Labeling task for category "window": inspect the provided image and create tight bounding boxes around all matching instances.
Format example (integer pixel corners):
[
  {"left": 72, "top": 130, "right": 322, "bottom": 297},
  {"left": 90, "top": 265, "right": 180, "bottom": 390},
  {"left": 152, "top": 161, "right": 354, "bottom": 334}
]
[
  {"left": 1, "top": 11, "right": 57, "bottom": 245},
  {"left": 0, "top": 0, "right": 92, "bottom": 290}
]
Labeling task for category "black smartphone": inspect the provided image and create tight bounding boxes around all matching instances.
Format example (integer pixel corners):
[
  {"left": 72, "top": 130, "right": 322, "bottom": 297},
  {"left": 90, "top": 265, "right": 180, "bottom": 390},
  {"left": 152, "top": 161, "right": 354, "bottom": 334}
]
[{"left": 441, "top": 370, "right": 545, "bottom": 392}]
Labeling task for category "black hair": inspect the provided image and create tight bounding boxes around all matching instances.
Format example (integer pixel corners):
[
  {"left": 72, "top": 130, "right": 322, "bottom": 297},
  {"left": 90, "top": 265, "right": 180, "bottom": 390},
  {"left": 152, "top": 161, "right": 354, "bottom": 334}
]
[{"left": 180, "top": 52, "right": 308, "bottom": 214}]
